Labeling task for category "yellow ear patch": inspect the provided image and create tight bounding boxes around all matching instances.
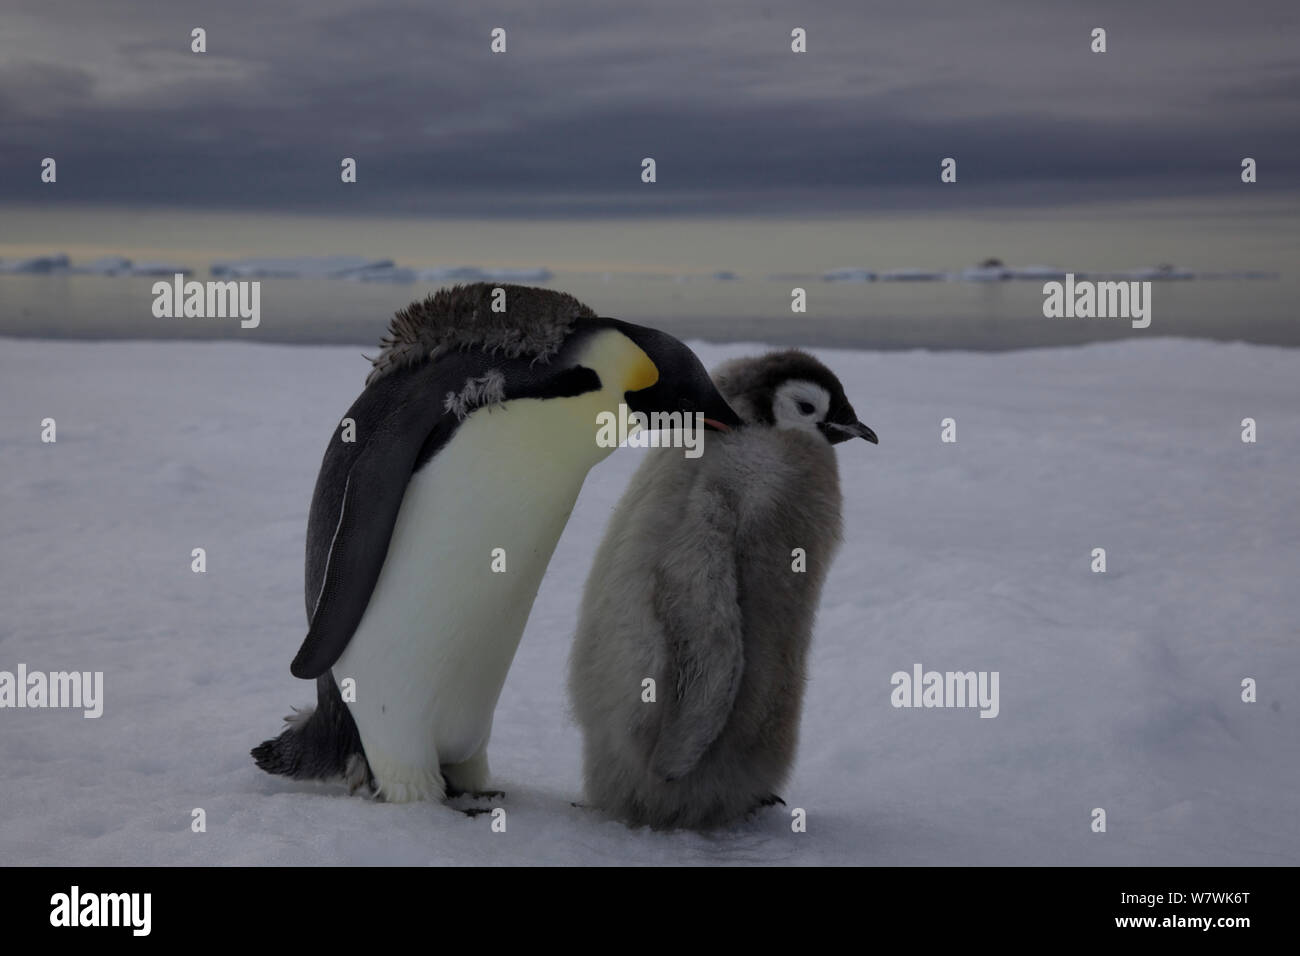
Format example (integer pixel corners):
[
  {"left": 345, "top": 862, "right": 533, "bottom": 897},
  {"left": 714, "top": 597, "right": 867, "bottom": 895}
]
[
  {"left": 624, "top": 346, "right": 659, "bottom": 393},
  {"left": 576, "top": 329, "right": 660, "bottom": 396}
]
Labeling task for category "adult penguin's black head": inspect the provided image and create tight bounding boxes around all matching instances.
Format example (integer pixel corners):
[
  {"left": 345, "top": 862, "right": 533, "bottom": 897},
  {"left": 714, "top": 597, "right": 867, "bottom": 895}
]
[{"left": 596, "top": 318, "right": 743, "bottom": 432}]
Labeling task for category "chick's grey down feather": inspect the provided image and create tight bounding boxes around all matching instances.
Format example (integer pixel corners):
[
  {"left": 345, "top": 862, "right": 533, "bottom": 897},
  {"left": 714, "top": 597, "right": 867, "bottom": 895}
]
[{"left": 570, "top": 352, "right": 852, "bottom": 830}]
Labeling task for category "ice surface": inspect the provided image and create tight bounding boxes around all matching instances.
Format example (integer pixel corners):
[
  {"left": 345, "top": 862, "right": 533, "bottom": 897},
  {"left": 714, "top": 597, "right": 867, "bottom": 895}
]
[{"left": 0, "top": 337, "right": 1296, "bottom": 865}]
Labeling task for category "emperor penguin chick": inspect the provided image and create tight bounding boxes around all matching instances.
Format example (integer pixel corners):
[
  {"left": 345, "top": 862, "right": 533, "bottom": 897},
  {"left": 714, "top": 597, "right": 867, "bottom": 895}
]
[{"left": 569, "top": 349, "right": 877, "bottom": 830}]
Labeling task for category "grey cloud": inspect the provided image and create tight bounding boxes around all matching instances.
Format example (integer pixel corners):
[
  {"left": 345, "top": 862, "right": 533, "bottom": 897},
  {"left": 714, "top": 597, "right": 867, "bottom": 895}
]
[{"left": 0, "top": 0, "right": 1295, "bottom": 215}]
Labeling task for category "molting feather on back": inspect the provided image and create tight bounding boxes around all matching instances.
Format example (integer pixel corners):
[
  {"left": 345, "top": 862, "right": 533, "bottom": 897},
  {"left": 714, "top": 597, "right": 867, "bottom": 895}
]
[
  {"left": 365, "top": 283, "right": 598, "bottom": 385},
  {"left": 443, "top": 369, "right": 507, "bottom": 421}
]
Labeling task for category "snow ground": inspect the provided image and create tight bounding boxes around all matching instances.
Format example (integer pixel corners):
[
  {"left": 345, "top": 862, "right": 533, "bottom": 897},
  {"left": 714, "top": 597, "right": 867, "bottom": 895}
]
[{"left": 0, "top": 336, "right": 1296, "bottom": 866}]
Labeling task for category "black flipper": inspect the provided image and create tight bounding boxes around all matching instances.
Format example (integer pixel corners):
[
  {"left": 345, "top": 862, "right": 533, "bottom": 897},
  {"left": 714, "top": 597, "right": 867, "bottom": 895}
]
[
  {"left": 292, "top": 351, "right": 605, "bottom": 680},
  {"left": 292, "top": 357, "right": 485, "bottom": 679}
]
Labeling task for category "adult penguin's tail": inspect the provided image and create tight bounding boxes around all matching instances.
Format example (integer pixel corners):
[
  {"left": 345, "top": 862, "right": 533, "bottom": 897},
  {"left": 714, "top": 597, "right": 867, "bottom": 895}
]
[{"left": 251, "top": 675, "right": 372, "bottom": 793}]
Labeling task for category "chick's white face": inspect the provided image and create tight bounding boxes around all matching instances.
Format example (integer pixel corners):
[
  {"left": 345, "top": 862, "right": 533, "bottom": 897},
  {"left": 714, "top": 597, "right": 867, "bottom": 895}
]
[{"left": 771, "top": 379, "right": 832, "bottom": 434}]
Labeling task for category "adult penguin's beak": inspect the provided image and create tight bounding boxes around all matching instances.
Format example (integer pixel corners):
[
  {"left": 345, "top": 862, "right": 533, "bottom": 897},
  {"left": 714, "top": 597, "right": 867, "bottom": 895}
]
[{"left": 612, "top": 320, "right": 744, "bottom": 431}]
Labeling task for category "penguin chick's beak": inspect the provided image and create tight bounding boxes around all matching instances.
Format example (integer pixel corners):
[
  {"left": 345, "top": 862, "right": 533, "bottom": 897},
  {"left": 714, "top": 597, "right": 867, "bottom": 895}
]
[{"left": 819, "top": 421, "right": 879, "bottom": 445}]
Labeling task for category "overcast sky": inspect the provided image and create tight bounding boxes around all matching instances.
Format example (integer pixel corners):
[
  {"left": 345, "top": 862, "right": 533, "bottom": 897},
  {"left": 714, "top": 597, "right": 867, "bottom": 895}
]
[{"left": 1, "top": 0, "right": 1296, "bottom": 216}]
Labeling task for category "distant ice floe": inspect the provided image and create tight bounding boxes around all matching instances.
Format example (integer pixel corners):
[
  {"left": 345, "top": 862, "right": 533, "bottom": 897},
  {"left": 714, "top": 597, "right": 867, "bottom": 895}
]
[
  {"left": 1007, "top": 265, "right": 1068, "bottom": 280},
  {"left": 816, "top": 262, "right": 1229, "bottom": 282},
  {"left": 1117, "top": 265, "right": 1195, "bottom": 280},
  {"left": 211, "top": 256, "right": 394, "bottom": 279},
  {"left": 0, "top": 253, "right": 1277, "bottom": 285},
  {"left": 6, "top": 255, "right": 196, "bottom": 277},
  {"left": 1198, "top": 270, "right": 1280, "bottom": 280},
  {"left": 0, "top": 253, "right": 188, "bottom": 276},
  {"left": 881, "top": 269, "right": 948, "bottom": 281},
  {"left": 0, "top": 255, "right": 554, "bottom": 284},
  {"left": 74, "top": 256, "right": 133, "bottom": 275},
  {"left": 958, "top": 265, "right": 1011, "bottom": 281},
  {"left": 207, "top": 259, "right": 554, "bottom": 284},
  {"left": 432, "top": 266, "right": 539, "bottom": 282},
  {"left": 0, "top": 253, "right": 71, "bottom": 274},
  {"left": 374, "top": 266, "right": 554, "bottom": 284},
  {"left": 127, "top": 261, "right": 192, "bottom": 276},
  {"left": 352, "top": 266, "right": 418, "bottom": 283},
  {"left": 823, "top": 268, "right": 877, "bottom": 282},
  {"left": 658, "top": 270, "right": 741, "bottom": 283}
]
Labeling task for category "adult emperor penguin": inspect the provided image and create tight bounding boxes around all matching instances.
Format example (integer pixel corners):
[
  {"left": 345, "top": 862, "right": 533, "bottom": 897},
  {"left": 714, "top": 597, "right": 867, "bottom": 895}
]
[
  {"left": 252, "top": 283, "right": 742, "bottom": 804},
  {"left": 569, "top": 349, "right": 877, "bottom": 830}
]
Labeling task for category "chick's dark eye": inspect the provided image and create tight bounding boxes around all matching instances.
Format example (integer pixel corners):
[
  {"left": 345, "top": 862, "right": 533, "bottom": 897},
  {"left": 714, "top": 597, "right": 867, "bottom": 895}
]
[{"left": 797, "top": 401, "right": 815, "bottom": 415}]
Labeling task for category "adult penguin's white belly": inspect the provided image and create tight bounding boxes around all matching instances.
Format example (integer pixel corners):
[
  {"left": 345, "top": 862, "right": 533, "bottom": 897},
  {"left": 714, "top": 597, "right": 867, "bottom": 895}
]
[{"left": 334, "top": 395, "right": 607, "bottom": 802}]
